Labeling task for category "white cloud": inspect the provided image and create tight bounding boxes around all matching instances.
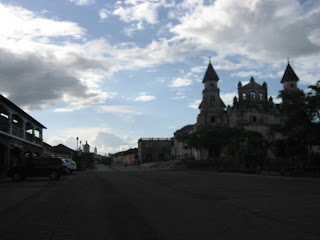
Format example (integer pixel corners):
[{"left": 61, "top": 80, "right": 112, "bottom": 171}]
[
  {"left": 231, "top": 71, "right": 261, "bottom": 78},
  {"left": 99, "top": 8, "right": 109, "bottom": 21},
  {"left": 133, "top": 94, "right": 156, "bottom": 102},
  {"left": 221, "top": 92, "right": 237, "bottom": 106},
  {"left": 95, "top": 105, "right": 143, "bottom": 115},
  {"left": 188, "top": 99, "right": 201, "bottom": 109},
  {"left": 113, "top": 1, "right": 159, "bottom": 24},
  {"left": 0, "top": 3, "right": 119, "bottom": 111},
  {"left": 45, "top": 127, "right": 136, "bottom": 154},
  {"left": 170, "top": 0, "right": 320, "bottom": 63},
  {"left": 169, "top": 77, "right": 192, "bottom": 88},
  {"left": 173, "top": 91, "right": 187, "bottom": 99},
  {"left": 0, "top": 3, "right": 86, "bottom": 40},
  {"left": 191, "top": 65, "right": 206, "bottom": 73},
  {"left": 69, "top": 0, "right": 95, "bottom": 6}
]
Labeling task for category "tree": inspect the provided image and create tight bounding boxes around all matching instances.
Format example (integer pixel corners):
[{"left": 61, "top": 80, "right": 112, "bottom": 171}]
[
  {"left": 273, "top": 85, "right": 320, "bottom": 170},
  {"left": 176, "top": 125, "right": 246, "bottom": 167}
]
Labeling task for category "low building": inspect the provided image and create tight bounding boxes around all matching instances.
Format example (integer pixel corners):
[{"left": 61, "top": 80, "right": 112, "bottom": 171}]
[
  {"left": 0, "top": 94, "right": 46, "bottom": 176},
  {"left": 43, "top": 143, "right": 74, "bottom": 159},
  {"left": 138, "top": 138, "right": 173, "bottom": 164},
  {"left": 112, "top": 148, "right": 138, "bottom": 165}
]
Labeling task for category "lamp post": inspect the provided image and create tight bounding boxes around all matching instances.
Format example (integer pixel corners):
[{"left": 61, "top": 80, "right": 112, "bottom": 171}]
[{"left": 76, "top": 137, "right": 79, "bottom": 151}]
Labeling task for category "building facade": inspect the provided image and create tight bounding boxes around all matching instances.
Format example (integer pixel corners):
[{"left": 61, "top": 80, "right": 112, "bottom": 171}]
[
  {"left": 0, "top": 94, "right": 46, "bottom": 176},
  {"left": 174, "top": 60, "right": 299, "bottom": 163},
  {"left": 138, "top": 138, "right": 173, "bottom": 164}
]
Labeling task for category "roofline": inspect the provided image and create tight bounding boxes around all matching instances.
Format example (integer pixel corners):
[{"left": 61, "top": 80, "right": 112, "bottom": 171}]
[{"left": 0, "top": 94, "right": 46, "bottom": 129}]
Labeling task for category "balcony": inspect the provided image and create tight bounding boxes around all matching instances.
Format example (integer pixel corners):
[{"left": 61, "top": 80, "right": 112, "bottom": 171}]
[
  {"left": 0, "top": 119, "right": 10, "bottom": 133},
  {"left": 12, "top": 126, "right": 24, "bottom": 138}
]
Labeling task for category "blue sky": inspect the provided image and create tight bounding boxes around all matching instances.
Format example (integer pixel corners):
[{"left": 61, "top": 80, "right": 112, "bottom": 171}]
[{"left": 0, "top": 0, "right": 319, "bottom": 154}]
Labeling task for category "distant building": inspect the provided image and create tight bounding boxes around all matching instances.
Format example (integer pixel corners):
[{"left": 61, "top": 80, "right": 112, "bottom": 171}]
[
  {"left": 112, "top": 148, "right": 138, "bottom": 165},
  {"left": 43, "top": 142, "right": 74, "bottom": 159},
  {"left": 83, "top": 141, "right": 90, "bottom": 153},
  {"left": 53, "top": 144, "right": 74, "bottom": 159},
  {"left": 0, "top": 94, "right": 46, "bottom": 176},
  {"left": 174, "top": 60, "right": 300, "bottom": 165},
  {"left": 138, "top": 138, "right": 173, "bottom": 164}
]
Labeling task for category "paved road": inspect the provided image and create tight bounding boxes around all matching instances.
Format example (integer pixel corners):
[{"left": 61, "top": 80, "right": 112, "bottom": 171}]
[{"left": 0, "top": 164, "right": 319, "bottom": 240}]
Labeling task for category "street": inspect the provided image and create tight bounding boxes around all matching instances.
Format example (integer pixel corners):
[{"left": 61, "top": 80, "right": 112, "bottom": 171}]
[{"left": 0, "top": 164, "right": 319, "bottom": 240}]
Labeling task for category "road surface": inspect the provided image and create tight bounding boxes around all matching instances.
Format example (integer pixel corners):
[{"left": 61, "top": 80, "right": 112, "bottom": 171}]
[{"left": 0, "top": 164, "right": 319, "bottom": 240}]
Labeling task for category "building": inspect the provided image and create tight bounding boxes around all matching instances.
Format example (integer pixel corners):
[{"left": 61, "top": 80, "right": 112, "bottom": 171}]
[
  {"left": 0, "top": 94, "right": 46, "bottom": 176},
  {"left": 83, "top": 141, "right": 90, "bottom": 153},
  {"left": 138, "top": 138, "right": 173, "bottom": 164},
  {"left": 174, "top": 60, "right": 299, "bottom": 163},
  {"left": 43, "top": 143, "right": 74, "bottom": 159},
  {"left": 112, "top": 148, "right": 138, "bottom": 165}
]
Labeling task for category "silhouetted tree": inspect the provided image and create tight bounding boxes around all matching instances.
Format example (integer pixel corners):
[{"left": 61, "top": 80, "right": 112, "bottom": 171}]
[
  {"left": 176, "top": 126, "right": 246, "bottom": 167},
  {"left": 273, "top": 83, "right": 320, "bottom": 170}
]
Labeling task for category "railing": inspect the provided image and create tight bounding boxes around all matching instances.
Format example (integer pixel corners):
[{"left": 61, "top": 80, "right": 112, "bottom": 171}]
[
  {"left": 0, "top": 119, "right": 10, "bottom": 133},
  {"left": 1, "top": 122, "right": 43, "bottom": 146},
  {"left": 35, "top": 137, "right": 42, "bottom": 145},
  {"left": 12, "top": 126, "right": 24, "bottom": 138},
  {"left": 26, "top": 132, "right": 34, "bottom": 142}
]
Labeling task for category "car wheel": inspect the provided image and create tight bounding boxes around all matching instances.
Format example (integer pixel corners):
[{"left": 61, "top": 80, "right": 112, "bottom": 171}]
[
  {"left": 49, "top": 170, "right": 59, "bottom": 180},
  {"left": 11, "top": 172, "right": 22, "bottom": 181}
]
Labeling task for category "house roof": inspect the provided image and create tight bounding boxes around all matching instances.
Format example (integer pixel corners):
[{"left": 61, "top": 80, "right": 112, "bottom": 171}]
[
  {"left": 0, "top": 94, "right": 46, "bottom": 129},
  {"left": 53, "top": 144, "right": 74, "bottom": 153},
  {"left": 281, "top": 63, "right": 299, "bottom": 83},
  {"left": 202, "top": 62, "right": 219, "bottom": 83}
]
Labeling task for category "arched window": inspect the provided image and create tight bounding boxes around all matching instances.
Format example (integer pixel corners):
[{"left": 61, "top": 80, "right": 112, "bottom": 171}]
[
  {"left": 259, "top": 93, "right": 263, "bottom": 100},
  {"left": 0, "top": 104, "right": 10, "bottom": 133},
  {"left": 250, "top": 92, "right": 256, "bottom": 99},
  {"left": 243, "top": 93, "right": 247, "bottom": 100}
]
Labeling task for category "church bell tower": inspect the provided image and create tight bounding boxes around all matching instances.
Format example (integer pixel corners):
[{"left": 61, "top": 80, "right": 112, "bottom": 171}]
[{"left": 197, "top": 59, "right": 226, "bottom": 126}]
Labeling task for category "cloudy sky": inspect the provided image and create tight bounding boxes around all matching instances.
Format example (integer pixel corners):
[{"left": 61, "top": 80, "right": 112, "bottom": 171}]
[{"left": 0, "top": 0, "right": 319, "bottom": 154}]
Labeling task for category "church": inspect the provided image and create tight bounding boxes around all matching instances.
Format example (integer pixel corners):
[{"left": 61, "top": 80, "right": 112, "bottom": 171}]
[{"left": 174, "top": 60, "right": 300, "bottom": 164}]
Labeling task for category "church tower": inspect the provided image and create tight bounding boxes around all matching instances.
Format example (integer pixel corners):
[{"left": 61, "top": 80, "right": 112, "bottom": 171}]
[
  {"left": 281, "top": 60, "right": 299, "bottom": 91},
  {"left": 197, "top": 60, "right": 226, "bottom": 126}
]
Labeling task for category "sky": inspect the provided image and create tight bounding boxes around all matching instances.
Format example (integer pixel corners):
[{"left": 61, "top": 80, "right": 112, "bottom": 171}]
[{"left": 0, "top": 0, "right": 320, "bottom": 155}]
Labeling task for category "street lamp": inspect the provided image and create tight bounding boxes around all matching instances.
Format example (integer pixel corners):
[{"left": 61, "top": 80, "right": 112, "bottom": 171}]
[{"left": 76, "top": 137, "right": 79, "bottom": 151}]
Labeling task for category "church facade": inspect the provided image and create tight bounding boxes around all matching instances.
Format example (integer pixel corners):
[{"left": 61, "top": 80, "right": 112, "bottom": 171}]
[{"left": 174, "top": 60, "right": 300, "bottom": 164}]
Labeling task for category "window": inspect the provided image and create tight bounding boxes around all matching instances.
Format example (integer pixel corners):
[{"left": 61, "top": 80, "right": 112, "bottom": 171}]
[
  {"left": 210, "top": 96, "right": 215, "bottom": 107},
  {"left": 211, "top": 116, "right": 215, "bottom": 123},
  {"left": 259, "top": 93, "right": 263, "bottom": 100},
  {"left": 243, "top": 93, "right": 247, "bottom": 100},
  {"left": 250, "top": 92, "right": 256, "bottom": 99},
  {"left": 252, "top": 116, "right": 257, "bottom": 122}
]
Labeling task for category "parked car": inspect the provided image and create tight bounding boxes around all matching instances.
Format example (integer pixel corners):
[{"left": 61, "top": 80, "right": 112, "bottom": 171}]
[
  {"left": 62, "top": 159, "right": 77, "bottom": 174},
  {"left": 7, "top": 156, "right": 68, "bottom": 181}
]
